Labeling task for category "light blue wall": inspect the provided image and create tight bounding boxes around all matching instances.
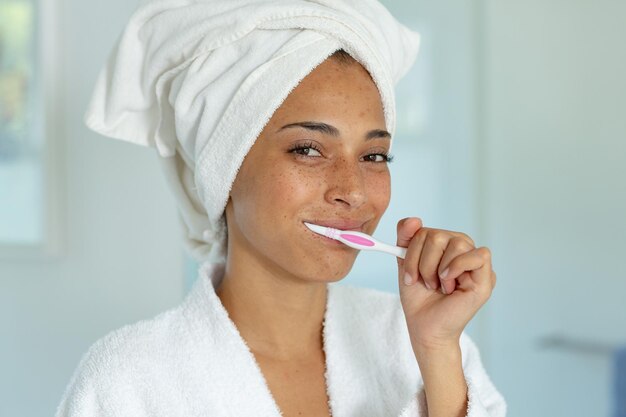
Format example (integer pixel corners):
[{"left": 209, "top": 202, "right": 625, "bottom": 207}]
[{"left": 482, "top": 1, "right": 626, "bottom": 416}]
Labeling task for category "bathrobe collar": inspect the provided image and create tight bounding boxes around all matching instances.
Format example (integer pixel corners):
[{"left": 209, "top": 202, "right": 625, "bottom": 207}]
[{"left": 178, "top": 261, "right": 419, "bottom": 416}]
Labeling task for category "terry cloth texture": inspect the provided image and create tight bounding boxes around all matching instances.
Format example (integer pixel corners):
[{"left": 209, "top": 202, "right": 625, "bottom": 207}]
[{"left": 55, "top": 262, "right": 508, "bottom": 417}]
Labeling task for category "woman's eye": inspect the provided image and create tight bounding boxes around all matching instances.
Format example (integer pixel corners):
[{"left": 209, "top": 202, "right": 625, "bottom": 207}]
[
  {"left": 364, "top": 154, "right": 383, "bottom": 162},
  {"left": 364, "top": 153, "right": 394, "bottom": 163},
  {"left": 288, "top": 142, "right": 323, "bottom": 158},
  {"left": 293, "top": 146, "right": 322, "bottom": 157},
  {"left": 288, "top": 143, "right": 393, "bottom": 164}
]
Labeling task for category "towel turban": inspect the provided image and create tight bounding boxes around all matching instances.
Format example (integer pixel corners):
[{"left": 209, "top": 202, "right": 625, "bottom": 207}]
[{"left": 84, "top": 0, "right": 421, "bottom": 263}]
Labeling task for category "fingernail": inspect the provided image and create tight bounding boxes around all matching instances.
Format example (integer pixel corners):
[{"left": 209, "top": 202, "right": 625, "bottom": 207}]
[
  {"left": 440, "top": 268, "right": 449, "bottom": 279},
  {"left": 424, "top": 280, "right": 431, "bottom": 290},
  {"left": 440, "top": 282, "right": 447, "bottom": 294},
  {"left": 404, "top": 272, "right": 413, "bottom": 286}
]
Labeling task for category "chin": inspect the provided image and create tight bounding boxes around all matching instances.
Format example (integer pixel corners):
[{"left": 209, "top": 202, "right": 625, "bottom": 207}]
[
  {"left": 294, "top": 256, "right": 356, "bottom": 283},
  {"left": 303, "top": 272, "right": 349, "bottom": 284}
]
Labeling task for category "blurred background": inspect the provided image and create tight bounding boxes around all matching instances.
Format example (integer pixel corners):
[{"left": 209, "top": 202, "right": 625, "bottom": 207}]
[{"left": 1, "top": 0, "right": 625, "bottom": 416}]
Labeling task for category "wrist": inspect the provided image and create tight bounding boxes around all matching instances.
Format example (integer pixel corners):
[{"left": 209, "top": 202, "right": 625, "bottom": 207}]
[
  {"left": 412, "top": 341, "right": 467, "bottom": 417},
  {"left": 412, "top": 340, "right": 461, "bottom": 363}
]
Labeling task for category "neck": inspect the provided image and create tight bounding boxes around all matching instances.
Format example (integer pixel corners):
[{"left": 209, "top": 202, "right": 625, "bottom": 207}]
[{"left": 216, "top": 249, "right": 328, "bottom": 361}]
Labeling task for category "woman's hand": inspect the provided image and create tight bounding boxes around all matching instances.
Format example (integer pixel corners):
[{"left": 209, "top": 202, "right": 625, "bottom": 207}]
[{"left": 395, "top": 217, "right": 497, "bottom": 351}]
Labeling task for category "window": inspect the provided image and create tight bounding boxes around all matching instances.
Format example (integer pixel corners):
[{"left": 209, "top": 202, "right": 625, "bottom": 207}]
[{"left": 0, "top": 0, "right": 62, "bottom": 259}]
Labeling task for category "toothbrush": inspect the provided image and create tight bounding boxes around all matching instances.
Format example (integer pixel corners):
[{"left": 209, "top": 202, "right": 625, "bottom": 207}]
[{"left": 304, "top": 222, "right": 407, "bottom": 259}]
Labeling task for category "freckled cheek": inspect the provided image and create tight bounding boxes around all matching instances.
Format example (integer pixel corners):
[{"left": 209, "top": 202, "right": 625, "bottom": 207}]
[
  {"left": 366, "top": 172, "right": 391, "bottom": 210},
  {"left": 275, "top": 168, "right": 320, "bottom": 203},
  {"left": 253, "top": 166, "right": 319, "bottom": 219}
]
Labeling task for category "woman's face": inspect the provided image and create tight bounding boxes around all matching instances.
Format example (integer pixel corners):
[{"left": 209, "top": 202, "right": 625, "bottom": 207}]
[{"left": 224, "top": 57, "right": 392, "bottom": 282}]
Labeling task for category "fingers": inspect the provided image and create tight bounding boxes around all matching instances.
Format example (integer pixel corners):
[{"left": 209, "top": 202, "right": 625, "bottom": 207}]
[
  {"left": 401, "top": 228, "right": 428, "bottom": 286},
  {"left": 404, "top": 230, "right": 475, "bottom": 290},
  {"left": 416, "top": 232, "right": 449, "bottom": 290},
  {"left": 396, "top": 217, "right": 423, "bottom": 283},
  {"left": 440, "top": 247, "right": 494, "bottom": 296},
  {"left": 430, "top": 236, "right": 475, "bottom": 291},
  {"left": 397, "top": 219, "right": 491, "bottom": 298}
]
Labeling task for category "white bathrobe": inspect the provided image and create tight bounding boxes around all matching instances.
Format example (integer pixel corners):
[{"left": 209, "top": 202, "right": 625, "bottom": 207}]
[{"left": 55, "top": 262, "right": 507, "bottom": 417}]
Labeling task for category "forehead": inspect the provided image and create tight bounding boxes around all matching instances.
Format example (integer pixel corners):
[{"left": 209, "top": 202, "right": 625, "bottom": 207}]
[{"left": 265, "top": 58, "right": 386, "bottom": 131}]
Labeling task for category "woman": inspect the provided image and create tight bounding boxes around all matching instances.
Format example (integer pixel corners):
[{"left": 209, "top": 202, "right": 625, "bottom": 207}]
[{"left": 57, "top": 1, "right": 506, "bottom": 416}]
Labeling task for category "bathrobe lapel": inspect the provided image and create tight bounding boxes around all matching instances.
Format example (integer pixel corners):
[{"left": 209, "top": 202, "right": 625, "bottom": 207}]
[
  {"left": 181, "top": 262, "right": 284, "bottom": 416},
  {"left": 182, "top": 262, "right": 423, "bottom": 417}
]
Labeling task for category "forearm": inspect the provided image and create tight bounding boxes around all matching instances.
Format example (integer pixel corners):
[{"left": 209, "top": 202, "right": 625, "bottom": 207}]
[{"left": 413, "top": 343, "right": 467, "bottom": 417}]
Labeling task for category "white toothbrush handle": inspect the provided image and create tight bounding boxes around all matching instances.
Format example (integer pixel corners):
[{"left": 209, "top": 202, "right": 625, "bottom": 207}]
[{"left": 373, "top": 241, "right": 407, "bottom": 259}]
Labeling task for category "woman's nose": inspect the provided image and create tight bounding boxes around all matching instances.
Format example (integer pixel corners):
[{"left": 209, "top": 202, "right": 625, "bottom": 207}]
[{"left": 323, "top": 157, "right": 367, "bottom": 208}]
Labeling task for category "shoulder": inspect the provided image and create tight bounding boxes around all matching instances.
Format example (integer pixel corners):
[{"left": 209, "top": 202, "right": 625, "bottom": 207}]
[
  {"left": 55, "top": 306, "right": 186, "bottom": 416},
  {"left": 84, "top": 305, "right": 184, "bottom": 371}
]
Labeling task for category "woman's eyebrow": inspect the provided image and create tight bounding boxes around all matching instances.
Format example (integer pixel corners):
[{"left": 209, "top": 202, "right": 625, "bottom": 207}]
[{"left": 276, "top": 121, "right": 391, "bottom": 140}]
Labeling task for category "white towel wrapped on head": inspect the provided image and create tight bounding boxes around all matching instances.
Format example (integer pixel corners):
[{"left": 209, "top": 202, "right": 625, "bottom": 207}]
[{"left": 83, "top": 0, "right": 421, "bottom": 262}]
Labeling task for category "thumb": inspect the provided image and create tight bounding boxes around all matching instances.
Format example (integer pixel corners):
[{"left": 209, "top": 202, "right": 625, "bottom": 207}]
[
  {"left": 396, "top": 217, "right": 422, "bottom": 248},
  {"left": 396, "top": 217, "right": 423, "bottom": 274}
]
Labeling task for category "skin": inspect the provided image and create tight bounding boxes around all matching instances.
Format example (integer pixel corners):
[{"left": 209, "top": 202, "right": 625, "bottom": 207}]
[{"left": 217, "top": 56, "right": 497, "bottom": 417}]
